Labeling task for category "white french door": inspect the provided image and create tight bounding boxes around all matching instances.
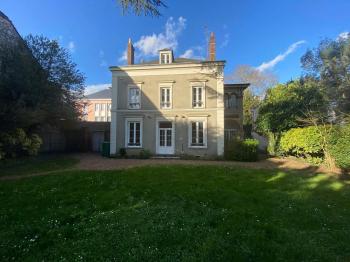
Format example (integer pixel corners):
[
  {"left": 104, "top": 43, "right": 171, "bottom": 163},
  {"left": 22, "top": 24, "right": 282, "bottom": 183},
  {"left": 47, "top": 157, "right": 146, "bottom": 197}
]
[{"left": 156, "top": 121, "right": 174, "bottom": 155}]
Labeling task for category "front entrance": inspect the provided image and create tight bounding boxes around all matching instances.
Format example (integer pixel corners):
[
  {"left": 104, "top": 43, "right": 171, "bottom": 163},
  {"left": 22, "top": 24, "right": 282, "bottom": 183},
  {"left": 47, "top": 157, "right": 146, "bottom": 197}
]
[{"left": 156, "top": 121, "right": 174, "bottom": 155}]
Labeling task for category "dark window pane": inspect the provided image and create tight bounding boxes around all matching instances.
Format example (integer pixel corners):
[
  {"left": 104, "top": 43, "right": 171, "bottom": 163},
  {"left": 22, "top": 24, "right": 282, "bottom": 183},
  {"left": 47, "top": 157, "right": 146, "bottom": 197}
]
[
  {"left": 159, "top": 121, "right": 172, "bottom": 128},
  {"left": 160, "top": 130, "right": 165, "bottom": 146},
  {"left": 167, "top": 130, "right": 172, "bottom": 146}
]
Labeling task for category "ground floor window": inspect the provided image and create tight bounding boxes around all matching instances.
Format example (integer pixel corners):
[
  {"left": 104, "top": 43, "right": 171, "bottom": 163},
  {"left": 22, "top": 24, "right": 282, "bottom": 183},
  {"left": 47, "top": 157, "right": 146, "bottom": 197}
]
[
  {"left": 125, "top": 118, "right": 142, "bottom": 147},
  {"left": 188, "top": 117, "right": 207, "bottom": 148}
]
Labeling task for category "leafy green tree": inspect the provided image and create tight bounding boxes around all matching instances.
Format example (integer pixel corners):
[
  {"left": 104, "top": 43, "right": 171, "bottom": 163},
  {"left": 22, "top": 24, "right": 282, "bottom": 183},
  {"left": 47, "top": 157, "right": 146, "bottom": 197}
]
[
  {"left": 256, "top": 79, "right": 326, "bottom": 134},
  {"left": 0, "top": 35, "right": 85, "bottom": 133},
  {"left": 25, "top": 35, "right": 85, "bottom": 125},
  {"left": 230, "top": 65, "right": 277, "bottom": 133},
  {"left": 243, "top": 89, "right": 261, "bottom": 126},
  {"left": 118, "top": 0, "right": 166, "bottom": 16},
  {"left": 301, "top": 36, "right": 350, "bottom": 116}
]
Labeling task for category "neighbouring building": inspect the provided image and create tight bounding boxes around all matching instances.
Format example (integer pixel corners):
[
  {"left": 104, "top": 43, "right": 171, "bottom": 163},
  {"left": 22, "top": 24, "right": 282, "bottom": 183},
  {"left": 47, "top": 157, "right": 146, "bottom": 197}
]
[
  {"left": 109, "top": 33, "right": 249, "bottom": 157},
  {"left": 83, "top": 89, "right": 112, "bottom": 122}
]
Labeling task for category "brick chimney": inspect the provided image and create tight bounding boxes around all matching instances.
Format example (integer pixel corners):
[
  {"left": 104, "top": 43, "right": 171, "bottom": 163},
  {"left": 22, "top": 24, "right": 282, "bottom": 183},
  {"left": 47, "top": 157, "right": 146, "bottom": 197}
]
[
  {"left": 208, "top": 32, "right": 216, "bottom": 61},
  {"left": 127, "top": 38, "right": 134, "bottom": 65}
]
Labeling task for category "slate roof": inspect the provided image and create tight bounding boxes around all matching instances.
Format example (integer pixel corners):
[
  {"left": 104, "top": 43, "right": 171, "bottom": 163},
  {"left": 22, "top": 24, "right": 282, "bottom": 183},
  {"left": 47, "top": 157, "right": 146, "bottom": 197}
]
[
  {"left": 86, "top": 88, "right": 111, "bottom": 99},
  {"left": 139, "top": 57, "right": 203, "bottom": 65}
]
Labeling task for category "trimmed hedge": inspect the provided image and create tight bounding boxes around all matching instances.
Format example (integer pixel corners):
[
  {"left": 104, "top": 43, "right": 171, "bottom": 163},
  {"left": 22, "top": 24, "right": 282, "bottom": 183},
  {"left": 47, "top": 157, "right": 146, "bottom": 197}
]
[
  {"left": 329, "top": 125, "right": 350, "bottom": 170},
  {"left": 279, "top": 125, "right": 350, "bottom": 170},
  {"left": 280, "top": 126, "right": 323, "bottom": 158},
  {"left": 225, "top": 139, "right": 259, "bottom": 162}
]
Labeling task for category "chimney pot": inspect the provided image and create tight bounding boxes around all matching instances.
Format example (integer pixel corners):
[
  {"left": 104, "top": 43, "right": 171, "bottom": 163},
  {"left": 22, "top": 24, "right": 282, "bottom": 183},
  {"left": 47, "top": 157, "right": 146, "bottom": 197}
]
[
  {"left": 209, "top": 32, "right": 216, "bottom": 61},
  {"left": 127, "top": 38, "right": 134, "bottom": 65}
]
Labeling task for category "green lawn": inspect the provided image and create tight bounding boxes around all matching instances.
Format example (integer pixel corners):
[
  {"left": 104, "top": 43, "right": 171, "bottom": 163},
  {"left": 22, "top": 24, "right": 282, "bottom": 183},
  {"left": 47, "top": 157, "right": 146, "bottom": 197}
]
[
  {"left": 0, "top": 164, "right": 350, "bottom": 261},
  {"left": 0, "top": 154, "right": 78, "bottom": 177}
]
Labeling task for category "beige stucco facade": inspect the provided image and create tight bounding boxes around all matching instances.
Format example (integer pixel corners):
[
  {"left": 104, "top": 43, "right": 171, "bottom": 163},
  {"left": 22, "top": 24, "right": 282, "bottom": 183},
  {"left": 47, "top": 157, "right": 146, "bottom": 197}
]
[{"left": 109, "top": 61, "right": 245, "bottom": 157}]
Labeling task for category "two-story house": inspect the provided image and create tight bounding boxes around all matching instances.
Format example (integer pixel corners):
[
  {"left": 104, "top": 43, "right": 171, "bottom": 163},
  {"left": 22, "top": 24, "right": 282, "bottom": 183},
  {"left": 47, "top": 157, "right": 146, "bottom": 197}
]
[
  {"left": 82, "top": 89, "right": 112, "bottom": 122},
  {"left": 109, "top": 33, "right": 248, "bottom": 157}
]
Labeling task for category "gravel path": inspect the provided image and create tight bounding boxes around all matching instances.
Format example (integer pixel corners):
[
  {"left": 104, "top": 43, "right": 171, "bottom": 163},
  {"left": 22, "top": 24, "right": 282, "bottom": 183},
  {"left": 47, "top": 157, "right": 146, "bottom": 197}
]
[{"left": 76, "top": 153, "right": 330, "bottom": 173}]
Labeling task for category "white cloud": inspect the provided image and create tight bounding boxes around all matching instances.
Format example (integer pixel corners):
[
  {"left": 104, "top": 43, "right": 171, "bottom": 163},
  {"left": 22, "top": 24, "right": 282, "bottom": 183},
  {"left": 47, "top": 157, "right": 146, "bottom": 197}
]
[
  {"left": 118, "top": 50, "right": 127, "bottom": 62},
  {"left": 338, "top": 32, "right": 350, "bottom": 40},
  {"left": 67, "top": 41, "right": 75, "bottom": 53},
  {"left": 119, "top": 16, "right": 186, "bottom": 62},
  {"left": 99, "top": 50, "right": 108, "bottom": 67},
  {"left": 180, "top": 49, "right": 194, "bottom": 58},
  {"left": 220, "top": 33, "right": 230, "bottom": 48},
  {"left": 180, "top": 46, "right": 204, "bottom": 60},
  {"left": 84, "top": 84, "right": 111, "bottom": 95},
  {"left": 256, "top": 40, "right": 306, "bottom": 72}
]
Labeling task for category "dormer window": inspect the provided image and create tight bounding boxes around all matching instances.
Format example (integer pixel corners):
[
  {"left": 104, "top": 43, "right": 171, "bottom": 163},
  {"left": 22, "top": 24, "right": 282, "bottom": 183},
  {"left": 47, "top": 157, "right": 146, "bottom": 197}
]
[{"left": 159, "top": 49, "right": 173, "bottom": 64}]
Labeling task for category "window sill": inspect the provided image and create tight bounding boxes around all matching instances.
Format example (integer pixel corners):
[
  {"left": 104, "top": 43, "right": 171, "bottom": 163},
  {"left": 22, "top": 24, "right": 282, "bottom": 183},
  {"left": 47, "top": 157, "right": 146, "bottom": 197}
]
[
  {"left": 126, "top": 146, "right": 143, "bottom": 149},
  {"left": 188, "top": 145, "right": 207, "bottom": 149}
]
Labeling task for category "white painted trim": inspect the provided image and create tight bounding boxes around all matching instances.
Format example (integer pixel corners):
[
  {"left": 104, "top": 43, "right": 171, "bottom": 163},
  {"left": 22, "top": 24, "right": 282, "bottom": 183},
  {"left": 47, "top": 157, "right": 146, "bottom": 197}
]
[
  {"left": 110, "top": 63, "right": 224, "bottom": 77},
  {"left": 187, "top": 117, "right": 207, "bottom": 149},
  {"left": 216, "top": 65, "right": 225, "bottom": 156},
  {"left": 127, "top": 83, "right": 142, "bottom": 110},
  {"left": 125, "top": 117, "right": 143, "bottom": 148},
  {"left": 190, "top": 82, "right": 206, "bottom": 109},
  {"left": 159, "top": 50, "right": 173, "bottom": 64},
  {"left": 155, "top": 117, "right": 176, "bottom": 155},
  {"left": 110, "top": 75, "right": 118, "bottom": 155},
  {"left": 159, "top": 82, "right": 173, "bottom": 110},
  {"left": 110, "top": 61, "right": 225, "bottom": 71},
  {"left": 115, "top": 109, "right": 217, "bottom": 113}
]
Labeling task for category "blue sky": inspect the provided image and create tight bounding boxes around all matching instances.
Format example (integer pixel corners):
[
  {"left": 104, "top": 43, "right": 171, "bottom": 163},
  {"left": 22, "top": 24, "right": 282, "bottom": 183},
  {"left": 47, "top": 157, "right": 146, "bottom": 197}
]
[{"left": 1, "top": 0, "right": 350, "bottom": 93}]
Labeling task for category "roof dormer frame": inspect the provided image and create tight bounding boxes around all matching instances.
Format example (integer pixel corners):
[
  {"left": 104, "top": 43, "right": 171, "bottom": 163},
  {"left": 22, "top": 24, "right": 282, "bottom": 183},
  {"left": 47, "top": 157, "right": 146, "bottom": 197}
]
[{"left": 159, "top": 49, "right": 173, "bottom": 64}]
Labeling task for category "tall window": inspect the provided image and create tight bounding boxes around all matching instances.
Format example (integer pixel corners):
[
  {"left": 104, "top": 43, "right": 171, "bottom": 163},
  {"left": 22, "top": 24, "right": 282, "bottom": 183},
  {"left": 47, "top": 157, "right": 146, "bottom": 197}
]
[
  {"left": 95, "top": 103, "right": 100, "bottom": 112},
  {"left": 188, "top": 118, "right": 207, "bottom": 148},
  {"left": 192, "top": 86, "right": 204, "bottom": 108},
  {"left": 126, "top": 119, "right": 142, "bottom": 147},
  {"left": 224, "top": 94, "right": 237, "bottom": 109},
  {"left": 160, "top": 87, "right": 172, "bottom": 109},
  {"left": 101, "top": 104, "right": 106, "bottom": 111},
  {"left": 128, "top": 86, "right": 141, "bottom": 109}
]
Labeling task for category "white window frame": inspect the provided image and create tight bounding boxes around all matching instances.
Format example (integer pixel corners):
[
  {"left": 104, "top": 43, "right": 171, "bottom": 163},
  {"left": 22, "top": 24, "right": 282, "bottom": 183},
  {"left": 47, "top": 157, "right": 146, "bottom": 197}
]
[
  {"left": 95, "top": 103, "right": 100, "bottom": 112},
  {"left": 159, "top": 84, "right": 173, "bottom": 109},
  {"left": 188, "top": 117, "right": 207, "bottom": 148},
  {"left": 125, "top": 117, "right": 143, "bottom": 148},
  {"left": 159, "top": 51, "right": 173, "bottom": 64},
  {"left": 191, "top": 83, "right": 206, "bottom": 109},
  {"left": 127, "top": 84, "right": 142, "bottom": 110}
]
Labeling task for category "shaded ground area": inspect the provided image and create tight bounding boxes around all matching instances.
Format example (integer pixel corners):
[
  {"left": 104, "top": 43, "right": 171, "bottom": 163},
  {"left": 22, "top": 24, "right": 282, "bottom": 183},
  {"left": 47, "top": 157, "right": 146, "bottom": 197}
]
[
  {"left": 0, "top": 166, "right": 349, "bottom": 261},
  {"left": 0, "top": 154, "right": 78, "bottom": 179}
]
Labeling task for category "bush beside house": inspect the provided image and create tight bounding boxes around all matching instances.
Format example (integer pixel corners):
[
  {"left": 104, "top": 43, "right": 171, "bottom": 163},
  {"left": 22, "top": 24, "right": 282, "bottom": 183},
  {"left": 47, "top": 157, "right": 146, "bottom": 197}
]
[
  {"left": 225, "top": 139, "right": 259, "bottom": 162},
  {"left": 278, "top": 125, "right": 350, "bottom": 171},
  {"left": 0, "top": 129, "right": 42, "bottom": 159}
]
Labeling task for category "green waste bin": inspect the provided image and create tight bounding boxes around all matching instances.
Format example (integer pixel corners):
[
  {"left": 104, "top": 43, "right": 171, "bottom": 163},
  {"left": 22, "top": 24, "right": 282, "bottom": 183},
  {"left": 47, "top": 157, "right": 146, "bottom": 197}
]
[{"left": 101, "top": 142, "right": 110, "bottom": 157}]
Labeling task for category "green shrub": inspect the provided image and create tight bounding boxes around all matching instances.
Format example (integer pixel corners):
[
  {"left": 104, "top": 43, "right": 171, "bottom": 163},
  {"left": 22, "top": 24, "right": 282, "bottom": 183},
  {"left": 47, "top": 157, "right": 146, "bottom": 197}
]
[
  {"left": 267, "top": 132, "right": 282, "bottom": 156},
  {"left": 225, "top": 139, "right": 259, "bottom": 162},
  {"left": 0, "top": 129, "right": 42, "bottom": 159},
  {"left": 119, "top": 148, "right": 127, "bottom": 158},
  {"left": 328, "top": 125, "right": 350, "bottom": 171},
  {"left": 139, "top": 149, "right": 151, "bottom": 159},
  {"left": 280, "top": 126, "right": 323, "bottom": 160}
]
